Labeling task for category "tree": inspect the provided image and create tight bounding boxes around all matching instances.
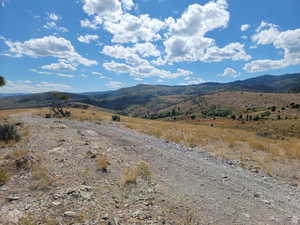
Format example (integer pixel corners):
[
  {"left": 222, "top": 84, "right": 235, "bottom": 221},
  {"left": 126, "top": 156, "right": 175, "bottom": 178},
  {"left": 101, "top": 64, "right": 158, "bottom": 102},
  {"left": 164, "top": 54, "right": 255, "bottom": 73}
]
[
  {"left": 50, "top": 92, "right": 71, "bottom": 117},
  {"left": 0, "top": 76, "right": 5, "bottom": 87}
]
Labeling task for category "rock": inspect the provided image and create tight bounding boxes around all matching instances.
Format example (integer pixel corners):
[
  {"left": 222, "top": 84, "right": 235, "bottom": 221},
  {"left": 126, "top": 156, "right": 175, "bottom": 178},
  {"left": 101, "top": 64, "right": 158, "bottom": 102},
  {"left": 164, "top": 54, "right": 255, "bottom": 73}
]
[
  {"left": 79, "top": 185, "right": 92, "bottom": 192},
  {"left": 87, "top": 150, "right": 97, "bottom": 158},
  {"left": 130, "top": 210, "right": 151, "bottom": 220},
  {"left": 7, "top": 195, "right": 20, "bottom": 201},
  {"left": 80, "top": 191, "right": 92, "bottom": 200},
  {"left": 79, "top": 129, "right": 98, "bottom": 137},
  {"left": 52, "top": 201, "right": 62, "bottom": 206},
  {"left": 64, "top": 211, "right": 77, "bottom": 217},
  {"left": 253, "top": 193, "right": 260, "bottom": 198},
  {"left": 102, "top": 214, "right": 109, "bottom": 220},
  {"left": 0, "top": 209, "right": 24, "bottom": 224},
  {"left": 291, "top": 216, "right": 299, "bottom": 224}
]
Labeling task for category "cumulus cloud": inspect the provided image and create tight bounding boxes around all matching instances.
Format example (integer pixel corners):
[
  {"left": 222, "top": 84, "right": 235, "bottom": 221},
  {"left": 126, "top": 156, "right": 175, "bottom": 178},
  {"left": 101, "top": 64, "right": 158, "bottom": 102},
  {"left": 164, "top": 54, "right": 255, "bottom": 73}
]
[
  {"left": 1, "top": 36, "right": 97, "bottom": 67},
  {"left": 161, "top": 0, "right": 250, "bottom": 64},
  {"left": 102, "top": 42, "right": 160, "bottom": 62},
  {"left": 0, "top": 80, "right": 73, "bottom": 93},
  {"left": 82, "top": 0, "right": 122, "bottom": 17},
  {"left": 218, "top": 67, "right": 239, "bottom": 78},
  {"left": 103, "top": 61, "right": 193, "bottom": 79},
  {"left": 121, "top": 0, "right": 134, "bottom": 10},
  {"left": 77, "top": 34, "right": 99, "bottom": 44},
  {"left": 44, "top": 13, "right": 68, "bottom": 32},
  {"left": 241, "top": 24, "right": 250, "bottom": 32},
  {"left": 106, "top": 81, "right": 123, "bottom": 89},
  {"left": 104, "top": 13, "right": 165, "bottom": 43},
  {"left": 244, "top": 21, "right": 300, "bottom": 72},
  {"left": 80, "top": 16, "right": 102, "bottom": 29},
  {"left": 41, "top": 61, "right": 77, "bottom": 71}
]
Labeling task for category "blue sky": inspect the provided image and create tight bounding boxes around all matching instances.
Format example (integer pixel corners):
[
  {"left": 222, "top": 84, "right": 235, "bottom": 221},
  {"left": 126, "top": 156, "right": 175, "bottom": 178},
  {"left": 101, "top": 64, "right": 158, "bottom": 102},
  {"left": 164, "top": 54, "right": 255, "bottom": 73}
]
[{"left": 0, "top": 0, "right": 300, "bottom": 93}]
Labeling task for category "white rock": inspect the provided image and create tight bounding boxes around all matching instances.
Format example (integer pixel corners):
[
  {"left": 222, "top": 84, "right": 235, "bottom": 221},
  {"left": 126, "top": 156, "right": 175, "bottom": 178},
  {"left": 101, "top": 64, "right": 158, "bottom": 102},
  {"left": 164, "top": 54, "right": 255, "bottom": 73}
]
[
  {"left": 64, "top": 211, "right": 77, "bottom": 217},
  {"left": 291, "top": 216, "right": 299, "bottom": 224}
]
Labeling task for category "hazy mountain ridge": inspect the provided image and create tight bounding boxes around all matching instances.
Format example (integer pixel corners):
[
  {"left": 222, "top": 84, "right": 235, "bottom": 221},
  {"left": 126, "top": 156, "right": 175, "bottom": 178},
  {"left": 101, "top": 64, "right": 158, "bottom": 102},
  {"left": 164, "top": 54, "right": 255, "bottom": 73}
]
[{"left": 0, "top": 73, "right": 299, "bottom": 114}]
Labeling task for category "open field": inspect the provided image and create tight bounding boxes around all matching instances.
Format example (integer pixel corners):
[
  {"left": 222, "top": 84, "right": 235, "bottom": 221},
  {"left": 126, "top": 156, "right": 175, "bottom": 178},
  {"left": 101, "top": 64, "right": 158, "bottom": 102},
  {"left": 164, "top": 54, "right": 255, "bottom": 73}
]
[
  {"left": 0, "top": 109, "right": 300, "bottom": 224},
  {"left": 1, "top": 107, "right": 298, "bottom": 183}
]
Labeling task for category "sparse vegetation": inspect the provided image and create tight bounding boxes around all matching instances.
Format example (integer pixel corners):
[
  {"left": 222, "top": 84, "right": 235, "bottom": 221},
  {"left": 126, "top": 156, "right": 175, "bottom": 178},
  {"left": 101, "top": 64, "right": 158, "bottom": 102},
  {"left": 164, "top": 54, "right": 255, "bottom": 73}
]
[
  {"left": 0, "top": 170, "right": 9, "bottom": 185},
  {"left": 121, "top": 161, "right": 152, "bottom": 186},
  {"left": 30, "top": 165, "right": 55, "bottom": 190},
  {"left": 96, "top": 153, "right": 110, "bottom": 172},
  {"left": 0, "top": 123, "right": 21, "bottom": 142},
  {"left": 112, "top": 115, "right": 121, "bottom": 121}
]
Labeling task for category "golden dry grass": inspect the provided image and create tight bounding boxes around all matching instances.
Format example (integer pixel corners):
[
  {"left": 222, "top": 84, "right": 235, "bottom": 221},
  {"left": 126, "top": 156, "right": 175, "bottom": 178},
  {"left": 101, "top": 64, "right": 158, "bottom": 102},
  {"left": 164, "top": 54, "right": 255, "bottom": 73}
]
[
  {"left": 121, "top": 161, "right": 152, "bottom": 186},
  {"left": 96, "top": 153, "right": 110, "bottom": 172},
  {"left": 2, "top": 107, "right": 300, "bottom": 177},
  {"left": 30, "top": 165, "right": 55, "bottom": 190}
]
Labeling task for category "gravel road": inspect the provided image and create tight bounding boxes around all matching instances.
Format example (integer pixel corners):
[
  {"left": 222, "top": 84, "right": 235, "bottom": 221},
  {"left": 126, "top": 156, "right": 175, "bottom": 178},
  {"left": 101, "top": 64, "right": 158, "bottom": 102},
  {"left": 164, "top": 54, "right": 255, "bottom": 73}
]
[{"left": 3, "top": 112, "right": 300, "bottom": 225}]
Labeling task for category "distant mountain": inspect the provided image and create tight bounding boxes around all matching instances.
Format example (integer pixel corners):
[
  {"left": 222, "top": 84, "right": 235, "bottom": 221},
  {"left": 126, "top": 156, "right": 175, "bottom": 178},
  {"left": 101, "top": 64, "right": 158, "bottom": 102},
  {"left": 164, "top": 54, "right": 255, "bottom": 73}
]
[
  {"left": 0, "top": 93, "right": 25, "bottom": 98},
  {"left": 0, "top": 72, "right": 299, "bottom": 115}
]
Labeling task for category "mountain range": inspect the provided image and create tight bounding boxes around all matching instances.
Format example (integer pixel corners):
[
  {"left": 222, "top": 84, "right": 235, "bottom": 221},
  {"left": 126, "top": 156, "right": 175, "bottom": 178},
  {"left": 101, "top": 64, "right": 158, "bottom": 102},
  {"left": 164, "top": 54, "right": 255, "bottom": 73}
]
[{"left": 0, "top": 72, "right": 299, "bottom": 116}]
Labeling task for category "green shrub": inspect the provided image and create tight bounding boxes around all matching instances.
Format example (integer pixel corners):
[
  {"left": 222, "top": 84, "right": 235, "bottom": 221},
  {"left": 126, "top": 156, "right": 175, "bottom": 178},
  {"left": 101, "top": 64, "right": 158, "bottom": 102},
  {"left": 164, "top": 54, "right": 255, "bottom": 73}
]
[
  {"left": 112, "top": 115, "right": 121, "bottom": 122},
  {"left": 0, "top": 124, "right": 21, "bottom": 142},
  {"left": 0, "top": 170, "right": 9, "bottom": 185}
]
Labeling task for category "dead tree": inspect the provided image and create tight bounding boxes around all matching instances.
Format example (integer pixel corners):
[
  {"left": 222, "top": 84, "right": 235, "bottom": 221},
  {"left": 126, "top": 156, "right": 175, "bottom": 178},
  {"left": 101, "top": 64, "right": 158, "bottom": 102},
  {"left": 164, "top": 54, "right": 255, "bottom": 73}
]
[{"left": 50, "top": 93, "right": 71, "bottom": 117}]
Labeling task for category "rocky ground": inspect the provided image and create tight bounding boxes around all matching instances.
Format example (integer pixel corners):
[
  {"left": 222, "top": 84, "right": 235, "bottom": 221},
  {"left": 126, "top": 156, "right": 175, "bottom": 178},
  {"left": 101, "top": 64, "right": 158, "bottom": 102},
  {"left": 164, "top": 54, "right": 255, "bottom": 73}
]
[{"left": 0, "top": 112, "right": 300, "bottom": 225}]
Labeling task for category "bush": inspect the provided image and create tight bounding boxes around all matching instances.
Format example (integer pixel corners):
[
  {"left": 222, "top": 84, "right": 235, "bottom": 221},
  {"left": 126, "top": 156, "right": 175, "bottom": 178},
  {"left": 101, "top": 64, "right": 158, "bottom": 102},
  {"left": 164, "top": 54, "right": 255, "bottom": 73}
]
[
  {"left": 0, "top": 170, "right": 9, "bottom": 185},
  {"left": 0, "top": 124, "right": 21, "bottom": 142},
  {"left": 112, "top": 115, "right": 120, "bottom": 122},
  {"left": 96, "top": 153, "right": 110, "bottom": 172}
]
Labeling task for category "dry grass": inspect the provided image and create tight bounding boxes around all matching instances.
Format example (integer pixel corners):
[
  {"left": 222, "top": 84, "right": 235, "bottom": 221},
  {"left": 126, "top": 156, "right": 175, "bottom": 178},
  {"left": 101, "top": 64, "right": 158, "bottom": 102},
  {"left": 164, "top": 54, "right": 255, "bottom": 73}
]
[
  {"left": 96, "top": 153, "right": 110, "bottom": 172},
  {"left": 135, "top": 160, "right": 152, "bottom": 182},
  {"left": 18, "top": 214, "right": 59, "bottom": 225},
  {"left": 121, "top": 161, "right": 152, "bottom": 186},
  {"left": 2, "top": 107, "right": 300, "bottom": 178},
  {"left": 30, "top": 165, "right": 55, "bottom": 190}
]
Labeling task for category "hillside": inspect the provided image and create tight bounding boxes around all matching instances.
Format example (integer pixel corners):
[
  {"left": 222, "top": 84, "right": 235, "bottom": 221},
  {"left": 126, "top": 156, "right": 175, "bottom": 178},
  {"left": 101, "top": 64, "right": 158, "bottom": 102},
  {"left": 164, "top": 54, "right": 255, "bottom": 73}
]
[
  {"left": 0, "top": 72, "right": 299, "bottom": 116},
  {"left": 0, "top": 110, "right": 300, "bottom": 224}
]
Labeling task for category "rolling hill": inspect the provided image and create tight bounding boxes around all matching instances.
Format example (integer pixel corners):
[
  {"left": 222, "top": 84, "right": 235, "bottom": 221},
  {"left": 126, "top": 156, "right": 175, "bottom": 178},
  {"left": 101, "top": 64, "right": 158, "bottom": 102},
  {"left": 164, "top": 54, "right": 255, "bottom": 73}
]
[{"left": 0, "top": 72, "right": 299, "bottom": 116}]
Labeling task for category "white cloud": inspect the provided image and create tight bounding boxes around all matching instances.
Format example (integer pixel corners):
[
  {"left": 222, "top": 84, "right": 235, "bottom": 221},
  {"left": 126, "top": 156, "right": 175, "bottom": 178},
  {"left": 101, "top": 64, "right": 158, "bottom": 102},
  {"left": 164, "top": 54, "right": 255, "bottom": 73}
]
[
  {"left": 41, "top": 61, "right": 77, "bottom": 71},
  {"left": 56, "top": 73, "right": 74, "bottom": 78},
  {"left": 31, "top": 69, "right": 74, "bottom": 78},
  {"left": 48, "top": 13, "right": 59, "bottom": 21},
  {"left": 92, "top": 71, "right": 102, "bottom": 76},
  {"left": 92, "top": 71, "right": 110, "bottom": 79},
  {"left": 163, "top": 36, "right": 250, "bottom": 64},
  {"left": 44, "top": 22, "right": 68, "bottom": 32},
  {"left": 179, "top": 78, "right": 205, "bottom": 85},
  {"left": 241, "top": 24, "right": 250, "bottom": 32},
  {"left": 82, "top": 0, "right": 122, "bottom": 17},
  {"left": 218, "top": 67, "right": 239, "bottom": 78},
  {"left": 44, "top": 13, "right": 68, "bottom": 32},
  {"left": 161, "top": 0, "right": 250, "bottom": 64},
  {"left": 80, "top": 17, "right": 102, "bottom": 29},
  {"left": 244, "top": 22, "right": 300, "bottom": 72},
  {"left": 103, "top": 61, "right": 193, "bottom": 79},
  {"left": 104, "top": 13, "right": 165, "bottom": 43},
  {"left": 1, "top": 36, "right": 97, "bottom": 67},
  {"left": 166, "top": 1, "right": 229, "bottom": 37},
  {"left": 77, "top": 34, "right": 99, "bottom": 44},
  {"left": 121, "top": 0, "right": 134, "bottom": 10},
  {"left": 0, "top": 80, "right": 73, "bottom": 93},
  {"left": 106, "top": 81, "right": 123, "bottom": 89},
  {"left": 102, "top": 42, "right": 160, "bottom": 63}
]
